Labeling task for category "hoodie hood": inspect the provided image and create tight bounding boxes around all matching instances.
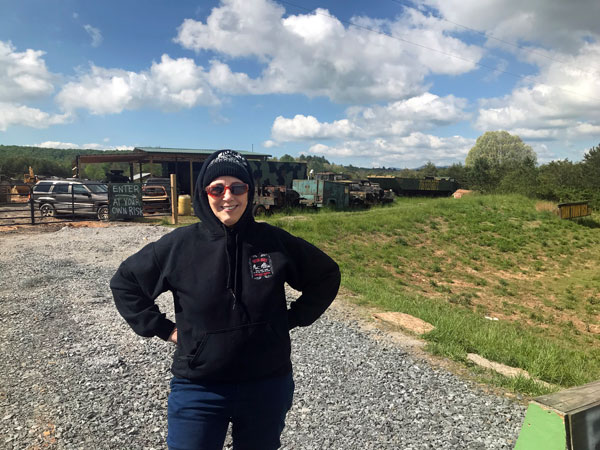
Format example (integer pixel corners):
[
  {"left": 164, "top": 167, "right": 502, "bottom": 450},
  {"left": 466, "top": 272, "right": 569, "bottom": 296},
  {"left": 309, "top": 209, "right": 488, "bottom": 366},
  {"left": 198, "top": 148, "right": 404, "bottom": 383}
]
[{"left": 193, "top": 150, "right": 255, "bottom": 235}]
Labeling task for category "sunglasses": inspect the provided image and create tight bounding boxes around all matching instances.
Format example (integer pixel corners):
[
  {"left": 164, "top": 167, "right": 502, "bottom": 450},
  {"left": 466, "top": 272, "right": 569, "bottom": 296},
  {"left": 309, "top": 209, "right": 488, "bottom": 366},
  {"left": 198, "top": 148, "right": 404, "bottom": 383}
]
[{"left": 205, "top": 183, "right": 249, "bottom": 198}]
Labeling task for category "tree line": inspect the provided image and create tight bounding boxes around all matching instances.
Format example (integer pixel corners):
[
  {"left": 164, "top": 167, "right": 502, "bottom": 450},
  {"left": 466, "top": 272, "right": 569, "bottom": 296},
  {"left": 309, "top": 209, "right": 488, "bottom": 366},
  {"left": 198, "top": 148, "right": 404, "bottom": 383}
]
[
  {"left": 0, "top": 145, "right": 129, "bottom": 181},
  {"left": 2, "top": 135, "right": 599, "bottom": 208},
  {"left": 275, "top": 132, "right": 600, "bottom": 208}
]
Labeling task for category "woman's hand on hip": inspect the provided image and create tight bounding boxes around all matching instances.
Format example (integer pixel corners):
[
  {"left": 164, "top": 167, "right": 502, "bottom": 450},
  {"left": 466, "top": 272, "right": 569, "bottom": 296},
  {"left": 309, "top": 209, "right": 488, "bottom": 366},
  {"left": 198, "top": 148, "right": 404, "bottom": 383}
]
[{"left": 168, "top": 328, "right": 177, "bottom": 344}]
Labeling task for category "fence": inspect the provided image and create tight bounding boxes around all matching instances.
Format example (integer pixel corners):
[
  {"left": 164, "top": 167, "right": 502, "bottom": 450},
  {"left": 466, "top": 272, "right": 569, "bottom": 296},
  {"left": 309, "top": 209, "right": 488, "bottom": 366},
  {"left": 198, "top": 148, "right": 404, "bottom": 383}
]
[{"left": 0, "top": 182, "right": 172, "bottom": 227}]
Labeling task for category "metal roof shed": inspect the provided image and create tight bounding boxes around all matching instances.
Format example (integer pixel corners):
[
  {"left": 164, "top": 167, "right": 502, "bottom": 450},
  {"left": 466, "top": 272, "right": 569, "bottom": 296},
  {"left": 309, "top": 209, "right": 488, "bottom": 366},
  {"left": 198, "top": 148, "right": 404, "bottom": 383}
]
[{"left": 75, "top": 147, "right": 271, "bottom": 195}]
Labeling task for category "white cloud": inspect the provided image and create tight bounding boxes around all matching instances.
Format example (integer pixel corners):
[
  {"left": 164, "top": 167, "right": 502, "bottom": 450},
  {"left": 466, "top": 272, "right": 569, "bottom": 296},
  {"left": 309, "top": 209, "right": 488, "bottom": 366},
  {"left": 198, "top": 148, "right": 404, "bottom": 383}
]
[
  {"left": 272, "top": 115, "right": 355, "bottom": 141},
  {"left": 418, "top": 0, "right": 600, "bottom": 54},
  {"left": 83, "top": 143, "right": 134, "bottom": 150},
  {"left": 271, "top": 93, "right": 468, "bottom": 142},
  {"left": 268, "top": 93, "right": 471, "bottom": 167},
  {"left": 56, "top": 54, "right": 220, "bottom": 114},
  {"left": 84, "top": 24, "right": 103, "bottom": 47},
  {"left": 0, "top": 40, "right": 54, "bottom": 102},
  {"left": 0, "top": 103, "right": 70, "bottom": 131},
  {"left": 175, "top": 0, "right": 483, "bottom": 103},
  {"left": 175, "top": 0, "right": 285, "bottom": 58},
  {"left": 569, "top": 123, "right": 600, "bottom": 137},
  {"left": 475, "top": 43, "right": 600, "bottom": 141},
  {"left": 262, "top": 140, "right": 276, "bottom": 148},
  {"left": 38, "top": 141, "right": 80, "bottom": 149},
  {"left": 38, "top": 141, "right": 134, "bottom": 151},
  {"left": 0, "top": 41, "right": 72, "bottom": 131},
  {"left": 307, "top": 133, "right": 474, "bottom": 167}
]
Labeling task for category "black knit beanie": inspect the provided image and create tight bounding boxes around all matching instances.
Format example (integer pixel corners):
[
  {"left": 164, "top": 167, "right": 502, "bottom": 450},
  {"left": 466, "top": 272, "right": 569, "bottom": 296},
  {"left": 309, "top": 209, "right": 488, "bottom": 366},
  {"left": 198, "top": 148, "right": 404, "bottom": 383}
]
[{"left": 202, "top": 150, "right": 252, "bottom": 188}]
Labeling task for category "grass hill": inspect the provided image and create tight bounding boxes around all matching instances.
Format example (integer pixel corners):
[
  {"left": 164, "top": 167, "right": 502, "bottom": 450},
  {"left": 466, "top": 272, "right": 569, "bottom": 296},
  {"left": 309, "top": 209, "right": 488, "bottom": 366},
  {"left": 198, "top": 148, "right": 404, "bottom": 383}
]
[{"left": 264, "top": 194, "right": 600, "bottom": 395}]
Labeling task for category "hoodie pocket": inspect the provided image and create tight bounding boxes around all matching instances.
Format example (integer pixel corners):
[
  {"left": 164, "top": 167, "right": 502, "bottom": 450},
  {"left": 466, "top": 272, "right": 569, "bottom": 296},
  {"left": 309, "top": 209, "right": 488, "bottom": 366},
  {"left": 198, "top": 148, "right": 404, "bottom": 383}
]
[{"left": 189, "top": 321, "right": 290, "bottom": 379}]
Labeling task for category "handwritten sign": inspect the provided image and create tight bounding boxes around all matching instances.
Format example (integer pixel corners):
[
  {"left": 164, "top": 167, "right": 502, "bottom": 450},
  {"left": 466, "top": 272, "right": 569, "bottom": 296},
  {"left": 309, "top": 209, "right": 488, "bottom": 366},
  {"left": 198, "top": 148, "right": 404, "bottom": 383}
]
[{"left": 108, "top": 183, "right": 143, "bottom": 219}]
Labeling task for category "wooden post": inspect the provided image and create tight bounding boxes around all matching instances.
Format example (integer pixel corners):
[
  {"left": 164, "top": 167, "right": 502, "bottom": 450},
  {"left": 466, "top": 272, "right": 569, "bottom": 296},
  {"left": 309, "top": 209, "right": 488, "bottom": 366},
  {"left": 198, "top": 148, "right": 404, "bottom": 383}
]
[
  {"left": 189, "top": 160, "right": 194, "bottom": 195},
  {"left": 170, "top": 174, "right": 178, "bottom": 225}
]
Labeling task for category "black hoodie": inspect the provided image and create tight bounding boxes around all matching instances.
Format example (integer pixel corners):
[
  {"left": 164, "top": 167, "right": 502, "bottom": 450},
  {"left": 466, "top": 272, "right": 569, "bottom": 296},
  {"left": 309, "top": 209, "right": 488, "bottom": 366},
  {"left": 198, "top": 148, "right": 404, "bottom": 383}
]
[{"left": 110, "top": 150, "right": 341, "bottom": 382}]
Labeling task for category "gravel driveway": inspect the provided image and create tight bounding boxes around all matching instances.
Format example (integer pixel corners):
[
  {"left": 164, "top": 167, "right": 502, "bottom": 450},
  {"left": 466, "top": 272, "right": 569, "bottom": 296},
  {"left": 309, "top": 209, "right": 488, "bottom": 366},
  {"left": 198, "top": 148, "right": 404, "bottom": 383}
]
[{"left": 0, "top": 224, "right": 526, "bottom": 449}]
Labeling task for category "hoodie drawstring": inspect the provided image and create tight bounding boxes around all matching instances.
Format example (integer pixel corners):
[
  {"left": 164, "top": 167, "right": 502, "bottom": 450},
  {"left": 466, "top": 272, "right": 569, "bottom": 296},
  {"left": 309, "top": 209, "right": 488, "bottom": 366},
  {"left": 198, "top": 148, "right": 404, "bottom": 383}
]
[{"left": 225, "top": 226, "right": 238, "bottom": 309}]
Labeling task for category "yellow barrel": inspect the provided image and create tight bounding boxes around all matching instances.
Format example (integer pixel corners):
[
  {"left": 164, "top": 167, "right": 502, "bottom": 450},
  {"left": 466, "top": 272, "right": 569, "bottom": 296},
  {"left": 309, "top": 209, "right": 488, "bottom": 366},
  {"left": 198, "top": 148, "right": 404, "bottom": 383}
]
[{"left": 178, "top": 195, "right": 192, "bottom": 216}]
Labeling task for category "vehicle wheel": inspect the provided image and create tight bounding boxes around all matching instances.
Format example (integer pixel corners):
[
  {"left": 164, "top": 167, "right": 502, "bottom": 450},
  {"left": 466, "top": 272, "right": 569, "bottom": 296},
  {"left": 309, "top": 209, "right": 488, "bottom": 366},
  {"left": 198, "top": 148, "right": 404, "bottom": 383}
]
[
  {"left": 97, "top": 205, "right": 109, "bottom": 221},
  {"left": 252, "top": 204, "right": 267, "bottom": 217},
  {"left": 40, "top": 203, "right": 56, "bottom": 217}
]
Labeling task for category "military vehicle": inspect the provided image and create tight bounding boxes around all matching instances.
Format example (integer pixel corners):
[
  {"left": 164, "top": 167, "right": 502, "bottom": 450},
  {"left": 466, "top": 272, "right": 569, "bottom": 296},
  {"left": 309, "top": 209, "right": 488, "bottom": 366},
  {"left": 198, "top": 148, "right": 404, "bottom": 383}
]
[
  {"left": 253, "top": 185, "right": 300, "bottom": 216},
  {"left": 292, "top": 179, "right": 349, "bottom": 208},
  {"left": 249, "top": 161, "right": 307, "bottom": 215},
  {"left": 337, "top": 179, "right": 395, "bottom": 207},
  {"left": 313, "top": 173, "right": 394, "bottom": 207},
  {"left": 367, "top": 176, "right": 459, "bottom": 197}
]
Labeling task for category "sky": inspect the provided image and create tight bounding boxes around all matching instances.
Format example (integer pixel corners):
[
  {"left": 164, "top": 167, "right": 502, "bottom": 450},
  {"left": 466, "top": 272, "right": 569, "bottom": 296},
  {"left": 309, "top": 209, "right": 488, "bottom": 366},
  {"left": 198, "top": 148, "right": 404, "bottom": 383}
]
[{"left": 1, "top": 0, "right": 599, "bottom": 168}]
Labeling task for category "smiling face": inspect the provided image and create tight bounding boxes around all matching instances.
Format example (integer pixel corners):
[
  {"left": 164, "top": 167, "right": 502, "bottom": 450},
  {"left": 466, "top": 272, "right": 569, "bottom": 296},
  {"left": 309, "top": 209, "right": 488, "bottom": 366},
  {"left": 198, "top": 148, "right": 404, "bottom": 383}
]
[{"left": 206, "top": 176, "right": 249, "bottom": 227}]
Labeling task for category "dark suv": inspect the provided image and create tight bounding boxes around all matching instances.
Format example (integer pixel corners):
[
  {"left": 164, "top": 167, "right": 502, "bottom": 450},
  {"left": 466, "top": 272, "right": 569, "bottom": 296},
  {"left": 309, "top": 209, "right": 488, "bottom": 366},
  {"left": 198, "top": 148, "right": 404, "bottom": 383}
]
[{"left": 32, "top": 179, "right": 109, "bottom": 220}]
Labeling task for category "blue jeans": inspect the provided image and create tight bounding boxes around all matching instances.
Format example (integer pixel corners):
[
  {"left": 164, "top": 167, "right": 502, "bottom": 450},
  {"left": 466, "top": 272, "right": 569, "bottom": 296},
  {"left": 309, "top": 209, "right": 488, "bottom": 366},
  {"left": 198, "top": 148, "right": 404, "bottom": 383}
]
[{"left": 167, "top": 372, "right": 294, "bottom": 450}]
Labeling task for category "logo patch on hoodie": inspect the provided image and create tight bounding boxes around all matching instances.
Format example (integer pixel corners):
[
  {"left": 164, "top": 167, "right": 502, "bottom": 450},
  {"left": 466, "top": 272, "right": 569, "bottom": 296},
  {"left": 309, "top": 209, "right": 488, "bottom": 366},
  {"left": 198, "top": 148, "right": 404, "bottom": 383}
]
[{"left": 249, "top": 253, "right": 273, "bottom": 280}]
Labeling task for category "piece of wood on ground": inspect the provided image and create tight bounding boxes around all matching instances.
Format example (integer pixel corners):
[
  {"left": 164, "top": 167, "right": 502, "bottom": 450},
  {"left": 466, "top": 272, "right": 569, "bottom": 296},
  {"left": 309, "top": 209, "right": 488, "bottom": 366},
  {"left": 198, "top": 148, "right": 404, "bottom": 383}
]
[
  {"left": 466, "top": 353, "right": 553, "bottom": 389},
  {"left": 372, "top": 312, "right": 435, "bottom": 335},
  {"left": 452, "top": 189, "right": 473, "bottom": 198}
]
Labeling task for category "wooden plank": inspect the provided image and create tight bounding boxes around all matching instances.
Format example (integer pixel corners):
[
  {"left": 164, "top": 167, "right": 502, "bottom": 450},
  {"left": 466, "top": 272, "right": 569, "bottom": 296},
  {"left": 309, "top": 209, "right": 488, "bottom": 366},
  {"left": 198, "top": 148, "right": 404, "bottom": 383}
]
[
  {"left": 535, "top": 380, "right": 600, "bottom": 414},
  {"left": 189, "top": 160, "right": 194, "bottom": 196},
  {"left": 170, "top": 174, "right": 178, "bottom": 225}
]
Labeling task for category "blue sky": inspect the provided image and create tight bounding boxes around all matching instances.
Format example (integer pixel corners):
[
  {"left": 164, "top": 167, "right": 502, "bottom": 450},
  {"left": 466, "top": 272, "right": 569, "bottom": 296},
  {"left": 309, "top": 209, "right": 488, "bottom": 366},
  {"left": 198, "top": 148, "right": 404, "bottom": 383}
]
[{"left": 1, "top": 0, "right": 599, "bottom": 168}]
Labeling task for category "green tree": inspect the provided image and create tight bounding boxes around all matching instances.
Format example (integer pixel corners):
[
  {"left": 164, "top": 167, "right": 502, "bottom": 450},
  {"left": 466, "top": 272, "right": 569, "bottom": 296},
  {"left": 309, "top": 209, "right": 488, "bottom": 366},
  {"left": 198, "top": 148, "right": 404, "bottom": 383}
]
[
  {"left": 467, "top": 158, "right": 499, "bottom": 193},
  {"left": 279, "top": 154, "right": 295, "bottom": 162},
  {"left": 298, "top": 154, "right": 330, "bottom": 174},
  {"left": 536, "top": 160, "right": 586, "bottom": 203},
  {"left": 419, "top": 161, "right": 438, "bottom": 177},
  {"left": 439, "top": 163, "right": 468, "bottom": 188},
  {"left": 497, "top": 164, "right": 539, "bottom": 197},
  {"left": 582, "top": 143, "right": 600, "bottom": 190},
  {"left": 465, "top": 131, "right": 537, "bottom": 192},
  {"left": 83, "top": 164, "right": 108, "bottom": 180}
]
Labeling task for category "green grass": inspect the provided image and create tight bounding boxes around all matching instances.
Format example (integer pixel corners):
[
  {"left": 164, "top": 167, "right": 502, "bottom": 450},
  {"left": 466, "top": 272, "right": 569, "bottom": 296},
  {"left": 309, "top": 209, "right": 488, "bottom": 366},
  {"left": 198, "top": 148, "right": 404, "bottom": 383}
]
[{"left": 265, "top": 194, "right": 600, "bottom": 396}]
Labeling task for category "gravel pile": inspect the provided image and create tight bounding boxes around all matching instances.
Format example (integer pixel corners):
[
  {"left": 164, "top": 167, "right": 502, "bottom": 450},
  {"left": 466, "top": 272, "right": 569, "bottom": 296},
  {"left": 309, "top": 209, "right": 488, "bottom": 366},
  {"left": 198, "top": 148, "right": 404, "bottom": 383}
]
[{"left": 0, "top": 224, "right": 526, "bottom": 449}]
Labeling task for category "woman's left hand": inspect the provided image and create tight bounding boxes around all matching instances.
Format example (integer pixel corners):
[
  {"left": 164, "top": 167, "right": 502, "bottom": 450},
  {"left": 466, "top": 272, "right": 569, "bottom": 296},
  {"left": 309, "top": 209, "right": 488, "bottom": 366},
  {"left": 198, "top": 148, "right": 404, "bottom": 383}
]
[{"left": 168, "top": 328, "right": 178, "bottom": 344}]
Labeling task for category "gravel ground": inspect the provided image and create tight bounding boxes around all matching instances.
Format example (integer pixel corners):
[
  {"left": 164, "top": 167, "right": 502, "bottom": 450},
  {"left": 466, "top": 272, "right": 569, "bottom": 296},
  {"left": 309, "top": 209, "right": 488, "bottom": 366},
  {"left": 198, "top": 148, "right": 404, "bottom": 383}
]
[{"left": 0, "top": 224, "right": 526, "bottom": 449}]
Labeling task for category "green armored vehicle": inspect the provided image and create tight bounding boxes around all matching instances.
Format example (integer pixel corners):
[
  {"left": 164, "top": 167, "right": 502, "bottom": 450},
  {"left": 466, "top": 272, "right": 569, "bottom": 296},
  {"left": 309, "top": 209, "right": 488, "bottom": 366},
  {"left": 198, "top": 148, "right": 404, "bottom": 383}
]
[{"left": 367, "top": 176, "right": 458, "bottom": 197}]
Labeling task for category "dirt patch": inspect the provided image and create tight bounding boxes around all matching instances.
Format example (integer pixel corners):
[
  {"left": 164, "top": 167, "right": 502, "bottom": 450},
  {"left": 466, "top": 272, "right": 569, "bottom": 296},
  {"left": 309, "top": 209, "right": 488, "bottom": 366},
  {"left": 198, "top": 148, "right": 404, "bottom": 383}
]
[{"left": 535, "top": 201, "right": 557, "bottom": 213}]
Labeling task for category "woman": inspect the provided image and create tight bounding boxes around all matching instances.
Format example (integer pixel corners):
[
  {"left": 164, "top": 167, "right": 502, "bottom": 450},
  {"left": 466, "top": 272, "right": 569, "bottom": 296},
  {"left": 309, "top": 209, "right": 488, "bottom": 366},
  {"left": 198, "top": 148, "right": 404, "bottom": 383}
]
[{"left": 111, "top": 149, "right": 340, "bottom": 449}]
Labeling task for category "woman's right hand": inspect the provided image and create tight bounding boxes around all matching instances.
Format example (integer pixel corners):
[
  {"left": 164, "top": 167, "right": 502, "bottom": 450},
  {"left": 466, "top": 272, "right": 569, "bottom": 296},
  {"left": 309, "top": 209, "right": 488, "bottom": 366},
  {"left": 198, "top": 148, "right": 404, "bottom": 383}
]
[{"left": 168, "top": 327, "right": 178, "bottom": 344}]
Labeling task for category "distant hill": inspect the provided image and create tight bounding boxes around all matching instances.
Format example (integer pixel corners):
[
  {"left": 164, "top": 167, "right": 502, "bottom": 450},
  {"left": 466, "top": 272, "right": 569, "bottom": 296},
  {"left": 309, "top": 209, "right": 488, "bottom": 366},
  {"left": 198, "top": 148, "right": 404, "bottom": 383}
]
[
  {"left": 0, "top": 145, "right": 127, "bottom": 161},
  {"left": 0, "top": 145, "right": 131, "bottom": 179}
]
